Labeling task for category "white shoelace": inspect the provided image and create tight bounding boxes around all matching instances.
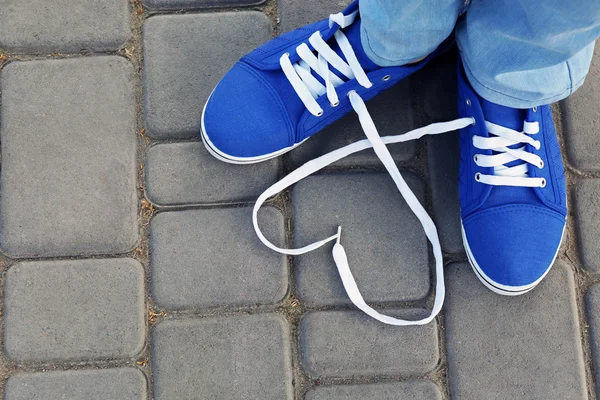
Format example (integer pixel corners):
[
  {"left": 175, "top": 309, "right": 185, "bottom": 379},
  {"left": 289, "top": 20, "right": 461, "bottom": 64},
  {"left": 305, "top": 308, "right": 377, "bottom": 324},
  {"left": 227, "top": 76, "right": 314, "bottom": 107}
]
[
  {"left": 280, "top": 11, "right": 372, "bottom": 116},
  {"left": 255, "top": 11, "right": 542, "bottom": 326},
  {"left": 473, "top": 120, "right": 545, "bottom": 188}
]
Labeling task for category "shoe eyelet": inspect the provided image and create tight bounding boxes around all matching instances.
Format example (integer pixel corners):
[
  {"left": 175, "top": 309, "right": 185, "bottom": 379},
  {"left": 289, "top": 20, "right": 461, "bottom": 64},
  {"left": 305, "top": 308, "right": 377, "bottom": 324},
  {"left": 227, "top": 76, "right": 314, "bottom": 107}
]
[
  {"left": 382, "top": 75, "right": 391, "bottom": 81},
  {"left": 316, "top": 110, "right": 324, "bottom": 117},
  {"left": 533, "top": 106, "right": 538, "bottom": 112},
  {"left": 473, "top": 155, "right": 478, "bottom": 163},
  {"left": 475, "top": 172, "right": 481, "bottom": 182},
  {"left": 539, "top": 160, "right": 544, "bottom": 169},
  {"left": 471, "top": 117, "right": 476, "bottom": 126},
  {"left": 330, "top": 100, "right": 340, "bottom": 107},
  {"left": 540, "top": 178, "right": 547, "bottom": 188},
  {"left": 466, "top": 98, "right": 472, "bottom": 106},
  {"left": 346, "top": 90, "right": 356, "bottom": 98},
  {"left": 283, "top": 52, "right": 290, "bottom": 57}
]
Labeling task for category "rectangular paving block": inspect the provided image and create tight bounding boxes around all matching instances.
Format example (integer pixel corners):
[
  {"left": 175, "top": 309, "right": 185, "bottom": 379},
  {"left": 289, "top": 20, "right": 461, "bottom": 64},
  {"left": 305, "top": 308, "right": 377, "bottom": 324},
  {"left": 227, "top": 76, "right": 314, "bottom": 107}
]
[
  {"left": 143, "top": 12, "right": 272, "bottom": 139},
  {"left": 0, "top": 0, "right": 130, "bottom": 53},
  {"left": 287, "top": 81, "right": 416, "bottom": 168},
  {"left": 573, "top": 179, "right": 600, "bottom": 272},
  {"left": 150, "top": 207, "right": 288, "bottom": 309},
  {"left": 427, "top": 132, "right": 464, "bottom": 254},
  {"left": 5, "top": 368, "right": 147, "bottom": 400},
  {"left": 279, "top": 0, "right": 352, "bottom": 33},
  {"left": 143, "top": 0, "right": 264, "bottom": 10},
  {"left": 4, "top": 259, "right": 145, "bottom": 363},
  {"left": 305, "top": 381, "right": 442, "bottom": 400},
  {"left": 560, "top": 47, "right": 600, "bottom": 171},
  {"left": 152, "top": 315, "right": 293, "bottom": 399},
  {"left": 145, "top": 142, "right": 281, "bottom": 205},
  {"left": 292, "top": 172, "right": 430, "bottom": 306},
  {"left": 445, "top": 262, "right": 587, "bottom": 400},
  {"left": 299, "top": 310, "right": 439, "bottom": 377},
  {"left": 585, "top": 284, "right": 600, "bottom": 395},
  {"left": 0, "top": 57, "right": 138, "bottom": 258}
]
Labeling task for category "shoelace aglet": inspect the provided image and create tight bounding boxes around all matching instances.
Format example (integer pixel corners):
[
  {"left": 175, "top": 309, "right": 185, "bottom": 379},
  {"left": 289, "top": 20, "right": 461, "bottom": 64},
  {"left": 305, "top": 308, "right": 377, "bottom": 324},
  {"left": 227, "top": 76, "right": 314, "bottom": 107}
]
[{"left": 336, "top": 226, "right": 342, "bottom": 244}]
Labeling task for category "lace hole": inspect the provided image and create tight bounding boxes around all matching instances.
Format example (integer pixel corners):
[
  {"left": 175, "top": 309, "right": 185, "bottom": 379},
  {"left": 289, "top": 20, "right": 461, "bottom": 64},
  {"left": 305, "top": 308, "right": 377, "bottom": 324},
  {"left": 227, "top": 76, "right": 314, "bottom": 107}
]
[
  {"left": 473, "top": 155, "right": 478, "bottom": 162},
  {"left": 330, "top": 101, "right": 340, "bottom": 107},
  {"left": 283, "top": 52, "right": 290, "bottom": 57},
  {"left": 539, "top": 160, "right": 544, "bottom": 169},
  {"left": 540, "top": 178, "right": 547, "bottom": 188},
  {"left": 382, "top": 75, "right": 391, "bottom": 81},
  {"left": 316, "top": 110, "right": 324, "bottom": 117},
  {"left": 471, "top": 117, "right": 476, "bottom": 126},
  {"left": 475, "top": 172, "right": 481, "bottom": 182},
  {"left": 466, "top": 98, "right": 472, "bottom": 106},
  {"left": 533, "top": 106, "right": 538, "bottom": 112}
]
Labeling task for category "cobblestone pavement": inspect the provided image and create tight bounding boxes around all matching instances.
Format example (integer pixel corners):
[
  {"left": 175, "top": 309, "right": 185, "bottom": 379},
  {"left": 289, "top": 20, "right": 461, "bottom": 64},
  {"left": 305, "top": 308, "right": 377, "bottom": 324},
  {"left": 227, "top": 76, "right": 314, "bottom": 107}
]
[{"left": 0, "top": 0, "right": 600, "bottom": 399}]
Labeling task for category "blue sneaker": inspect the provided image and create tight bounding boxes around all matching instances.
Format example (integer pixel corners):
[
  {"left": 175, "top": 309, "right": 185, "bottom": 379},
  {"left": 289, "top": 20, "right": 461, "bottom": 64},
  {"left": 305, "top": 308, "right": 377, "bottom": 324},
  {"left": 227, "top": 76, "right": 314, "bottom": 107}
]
[
  {"left": 457, "top": 62, "right": 567, "bottom": 295},
  {"left": 201, "top": 1, "right": 446, "bottom": 164}
]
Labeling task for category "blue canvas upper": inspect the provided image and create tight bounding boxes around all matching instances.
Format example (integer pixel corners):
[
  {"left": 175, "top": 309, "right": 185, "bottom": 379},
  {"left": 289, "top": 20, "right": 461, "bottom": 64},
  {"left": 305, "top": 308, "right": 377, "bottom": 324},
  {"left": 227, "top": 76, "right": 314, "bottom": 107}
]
[
  {"left": 457, "top": 61, "right": 567, "bottom": 289},
  {"left": 202, "top": 1, "right": 445, "bottom": 158}
]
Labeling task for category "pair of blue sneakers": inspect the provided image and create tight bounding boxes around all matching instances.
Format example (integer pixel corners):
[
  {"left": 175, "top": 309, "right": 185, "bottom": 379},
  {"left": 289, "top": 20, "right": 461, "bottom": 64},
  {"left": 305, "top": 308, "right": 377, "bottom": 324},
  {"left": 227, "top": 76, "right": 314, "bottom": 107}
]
[{"left": 201, "top": 1, "right": 566, "bottom": 322}]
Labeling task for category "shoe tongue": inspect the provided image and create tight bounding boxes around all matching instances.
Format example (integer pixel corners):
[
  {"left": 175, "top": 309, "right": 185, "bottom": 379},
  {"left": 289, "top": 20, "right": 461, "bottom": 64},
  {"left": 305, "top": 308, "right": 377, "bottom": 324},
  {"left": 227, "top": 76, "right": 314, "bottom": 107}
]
[{"left": 480, "top": 97, "right": 526, "bottom": 132}]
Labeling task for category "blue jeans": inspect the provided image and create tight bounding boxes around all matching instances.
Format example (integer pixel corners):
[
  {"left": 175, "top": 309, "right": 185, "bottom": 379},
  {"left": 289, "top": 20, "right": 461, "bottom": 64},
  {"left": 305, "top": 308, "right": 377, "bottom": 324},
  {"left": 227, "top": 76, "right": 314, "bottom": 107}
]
[{"left": 360, "top": 0, "right": 600, "bottom": 108}]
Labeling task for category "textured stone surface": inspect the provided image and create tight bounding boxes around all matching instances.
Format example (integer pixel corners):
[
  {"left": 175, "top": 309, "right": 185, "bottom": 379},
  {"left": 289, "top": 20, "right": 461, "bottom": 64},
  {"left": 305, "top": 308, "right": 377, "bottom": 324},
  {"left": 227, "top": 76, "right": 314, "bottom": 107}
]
[
  {"left": 445, "top": 262, "right": 586, "bottom": 400},
  {"left": 288, "top": 81, "right": 416, "bottom": 168},
  {"left": 305, "top": 381, "right": 442, "bottom": 400},
  {"left": 143, "top": 12, "right": 272, "bottom": 139},
  {"left": 145, "top": 142, "right": 281, "bottom": 205},
  {"left": 299, "top": 310, "right": 438, "bottom": 377},
  {"left": 0, "top": 57, "right": 138, "bottom": 258},
  {"left": 4, "top": 259, "right": 145, "bottom": 363},
  {"left": 586, "top": 284, "right": 600, "bottom": 396},
  {"left": 573, "top": 179, "right": 600, "bottom": 272},
  {"left": 561, "top": 47, "right": 600, "bottom": 171},
  {"left": 0, "top": 0, "right": 130, "bottom": 53},
  {"left": 150, "top": 207, "right": 287, "bottom": 309},
  {"left": 279, "top": 0, "right": 352, "bottom": 33},
  {"left": 144, "top": 0, "right": 264, "bottom": 9},
  {"left": 5, "top": 368, "right": 147, "bottom": 400},
  {"left": 292, "top": 173, "right": 430, "bottom": 306},
  {"left": 152, "top": 315, "right": 293, "bottom": 399}
]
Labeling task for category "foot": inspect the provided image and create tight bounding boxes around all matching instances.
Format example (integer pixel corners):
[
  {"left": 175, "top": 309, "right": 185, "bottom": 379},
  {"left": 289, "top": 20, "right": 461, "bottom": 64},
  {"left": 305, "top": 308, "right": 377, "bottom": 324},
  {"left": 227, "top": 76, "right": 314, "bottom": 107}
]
[
  {"left": 457, "top": 62, "right": 567, "bottom": 295},
  {"left": 201, "top": 1, "right": 443, "bottom": 164}
]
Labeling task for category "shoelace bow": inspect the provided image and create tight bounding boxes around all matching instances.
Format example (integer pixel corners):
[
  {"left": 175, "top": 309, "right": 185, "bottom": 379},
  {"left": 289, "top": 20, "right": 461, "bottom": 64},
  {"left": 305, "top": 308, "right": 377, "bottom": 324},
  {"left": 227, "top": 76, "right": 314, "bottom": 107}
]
[{"left": 255, "top": 11, "right": 541, "bottom": 326}]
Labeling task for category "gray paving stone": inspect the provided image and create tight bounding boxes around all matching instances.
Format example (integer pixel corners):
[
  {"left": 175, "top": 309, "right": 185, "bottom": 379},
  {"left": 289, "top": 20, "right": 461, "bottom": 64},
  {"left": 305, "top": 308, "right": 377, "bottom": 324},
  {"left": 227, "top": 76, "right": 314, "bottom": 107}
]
[
  {"left": 0, "top": 57, "right": 138, "bottom": 258},
  {"left": 288, "top": 81, "right": 416, "bottom": 168},
  {"left": 150, "top": 207, "right": 287, "bottom": 309},
  {"left": 143, "top": 12, "right": 272, "bottom": 139},
  {"left": 4, "top": 259, "right": 145, "bottom": 363},
  {"left": 585, "top": 284, "right": 600, "bottom": 395},
  {"left": 299, "top": 310, "right": 439, "bottom": 377},
  {"left": 279, "top": 0, "right": 352, "bottom": 33},
  {"left": 445, "top": 262, "right": 586, "bottom": 400},
  {"left": 305, "top": 381, "right": 442, "bottom": 400},
  {"left": 144, "top": 0, "right": 264, "bottom": 10},
  {"left": 561, "top": 47, "right": 600, "bottom": 171},
  {"left": 152, "top": 315, "right": 293, "bottom": 399},
  {"left": 145, "top": 142, "right": 281, "bottom": 205},
  {"left": 427, "top": 132, "right": 463, "bottom": 254},
  {"left": 573, "top": 179, "right": 600, "bottom": 272},
  {"left": 5, "top": 368, "right": 147, "bottom": 400},
  {"left": 0, "top": 0, "right": 130, "bottom": 53},
  {"left": 292, "top": 173, "right": 430, "bottom": 306}
]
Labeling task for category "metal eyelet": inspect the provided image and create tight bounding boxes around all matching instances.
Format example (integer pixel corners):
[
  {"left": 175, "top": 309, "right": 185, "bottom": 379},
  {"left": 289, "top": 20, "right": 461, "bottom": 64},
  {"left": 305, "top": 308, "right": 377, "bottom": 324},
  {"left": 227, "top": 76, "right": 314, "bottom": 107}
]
[
  {"left": 283, "top": 52, "right": 290, "bottom": 57},
  {"left": 316, "top": 110, "right": 324, "bottom": 117},
  {"left": 540, "top": 178, "right": 547, "bottom": 187},
  {"left": 539, "top": 160, "right": 544, "bottom": 169},
  {"left": 330, "top": 101, "right": 340, "bottom": 107},
  {"left": 471, "top": 117, "right": 476, "bottom": 126},
  {"left": 473, "top": 155, "right": 478, "bottom": 163},
  {"left": 382, "top": 75, "right": 391, "bottom": 81},
  {"left": 533, "top": 106, "right": 538, "bottom": 112},
  {"left": 475, "top": 172, "right": 481, "bottom": 182},
  {"left": 466, "top": 98, "right": 472, "bottom": 106}
]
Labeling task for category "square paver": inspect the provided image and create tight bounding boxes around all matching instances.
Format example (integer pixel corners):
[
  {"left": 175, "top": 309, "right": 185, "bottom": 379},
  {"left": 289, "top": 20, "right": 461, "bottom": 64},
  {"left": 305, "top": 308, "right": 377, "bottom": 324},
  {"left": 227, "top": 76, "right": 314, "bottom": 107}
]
[
  {"left": 5, "top": 368, "right": 147, "bottom": 400},
  {"left": 152, "top": 315, "right": 293, "bottom": 399},
  {"left": 585, "top": 283, "right": 600, "bottom": 395},
  {"left": 287, "top": 80, "right": 416, "bottom": 168},
  {"left": 305, "top": 381, "right": 442, "bottom": 400},
  {"left": 0, "top": 0, "right": 130, "bottom": 53},
  {"left": 573, "top": 179, "right": 600, "bottom": 272},
  {"left": 299, "top": 310, "right": 439, "bottom": 377},
  {"left": 0, "top": 57, "right": 138, "bottom": 258},
  {"left": 150, "top": 207, "right": 288, "bottom": 309},
  {"left": 143, "top": 0, "right": 264, "bottom": 10},
  {"left": 145, "top": 142, "right": 281, "bottom": 205},
  {"left": 143, "top": 12, "right": 272, "bottom": 139},
  {"left": 279, "top": 0, "right": 352, "bottom": 33},
  {"left": 292, "top": 172, "right": 430, "bottom": 306},
  {"left": 4, "top": 259, "right": 145, "bottom": 363},
  {"left": 560, "top": 46, "right": 600, "bottom": 171},
  {"left": 445, "top": 262, "right": 587, "bottom": 400}
]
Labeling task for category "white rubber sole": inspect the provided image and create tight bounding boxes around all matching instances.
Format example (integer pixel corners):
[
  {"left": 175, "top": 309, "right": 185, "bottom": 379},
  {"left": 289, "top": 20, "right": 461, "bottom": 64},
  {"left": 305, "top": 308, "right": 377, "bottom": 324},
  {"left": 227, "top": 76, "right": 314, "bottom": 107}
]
[
  {"left": 200, "top": 96, "right": 306, "bottom": 165},
  {"left": 460, "top": 222, "right": 565, "bottom": 296}
]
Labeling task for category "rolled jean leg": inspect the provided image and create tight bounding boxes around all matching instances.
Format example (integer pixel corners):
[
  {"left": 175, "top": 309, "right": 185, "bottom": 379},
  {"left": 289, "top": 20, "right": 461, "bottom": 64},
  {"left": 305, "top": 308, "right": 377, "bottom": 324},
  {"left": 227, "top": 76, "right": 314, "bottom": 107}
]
[
  {"left": 457, "top": 0, "right": 600, "bottom": 108},
  {"left": 359, "top": 0, "right": 464, "bottom": 66}
]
